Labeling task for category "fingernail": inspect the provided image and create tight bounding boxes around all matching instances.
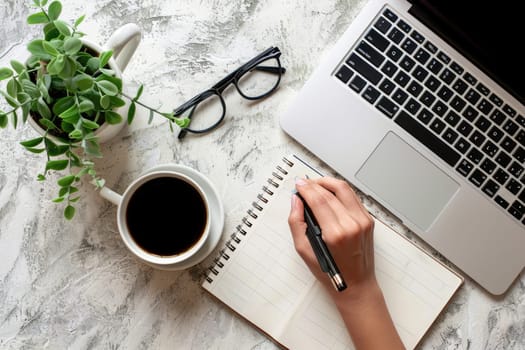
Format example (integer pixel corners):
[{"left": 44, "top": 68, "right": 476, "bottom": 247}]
[
  {"left": 291, "top": 194, "right": 298, "bottom": 208},
  {"left": 295, "top": 177, "right": 307, "bottom": 186}
]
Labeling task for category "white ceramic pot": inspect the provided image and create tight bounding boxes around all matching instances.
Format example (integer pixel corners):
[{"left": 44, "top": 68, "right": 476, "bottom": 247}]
[{"left": 28, "top": 23, "right": 141, "bottom": 144}]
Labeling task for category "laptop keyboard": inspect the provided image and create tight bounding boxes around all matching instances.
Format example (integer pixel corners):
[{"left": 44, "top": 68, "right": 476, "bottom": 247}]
[{"left": 334, "top": 7, "right": 525, "bottom": 225}]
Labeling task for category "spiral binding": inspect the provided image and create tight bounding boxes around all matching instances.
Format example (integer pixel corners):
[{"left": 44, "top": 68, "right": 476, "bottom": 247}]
[{"left": 204, "top": 156, "right": 295, "bottom": 283}]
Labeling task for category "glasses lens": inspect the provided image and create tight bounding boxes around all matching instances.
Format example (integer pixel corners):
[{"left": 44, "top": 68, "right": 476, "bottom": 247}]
[
  {"left": 181, "top": 93, "right": 224, "bottom": 132},
  {"left": 236, "top": 57, "right": 281, "bottom": 99}
]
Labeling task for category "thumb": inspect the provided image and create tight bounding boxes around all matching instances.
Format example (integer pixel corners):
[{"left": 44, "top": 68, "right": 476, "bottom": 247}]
[{"left": 288, "top": 193, "right": 307, "bottom": 244}]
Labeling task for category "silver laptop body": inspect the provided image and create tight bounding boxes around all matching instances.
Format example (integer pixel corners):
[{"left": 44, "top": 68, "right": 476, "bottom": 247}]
[{"left": 281, "top": 0, "right": 525, "bottom": 295}]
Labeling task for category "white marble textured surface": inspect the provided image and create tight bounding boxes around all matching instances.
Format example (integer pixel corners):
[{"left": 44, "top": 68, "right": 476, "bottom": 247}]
[{"left": 1, "top": 0, "right": 524, "bottom": 349}]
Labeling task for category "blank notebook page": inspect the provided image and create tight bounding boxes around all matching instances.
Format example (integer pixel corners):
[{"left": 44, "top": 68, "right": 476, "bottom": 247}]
[{"left": 203, "top": 155, "right": 463, "bottom": 350}]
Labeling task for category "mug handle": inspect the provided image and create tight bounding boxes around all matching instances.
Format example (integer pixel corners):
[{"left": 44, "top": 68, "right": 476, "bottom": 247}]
[
  {"left": 100, "top": 186, "right": 123, "bottom": 206},
  {"left": 105, "top": 23, "right": 141, "bottom": 72}
]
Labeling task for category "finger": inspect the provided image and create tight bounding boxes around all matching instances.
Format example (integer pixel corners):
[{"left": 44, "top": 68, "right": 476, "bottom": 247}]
[
  {"left": 314, "top": 177, "right": 369, "bottom": 218},
  {"left": 288, "top": 193, "right": 316, "bottom": 262}
]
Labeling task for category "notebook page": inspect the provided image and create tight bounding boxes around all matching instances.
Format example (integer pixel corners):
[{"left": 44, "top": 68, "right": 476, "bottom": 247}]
[
  {"left": 202, "top": 159, "right": 316, "bottom": 339},
  {"left": 279, "top": 218, "right": 463, "bottom": 350}
]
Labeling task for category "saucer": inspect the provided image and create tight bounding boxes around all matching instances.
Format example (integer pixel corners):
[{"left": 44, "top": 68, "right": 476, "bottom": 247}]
[{"left": 141, "top": 163, "right": 225, "bottom": 270}]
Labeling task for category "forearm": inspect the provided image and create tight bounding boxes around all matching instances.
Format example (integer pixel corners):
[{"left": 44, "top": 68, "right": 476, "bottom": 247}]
[{"left": 332, "top": 281, "right": 406, "bottom": 350}]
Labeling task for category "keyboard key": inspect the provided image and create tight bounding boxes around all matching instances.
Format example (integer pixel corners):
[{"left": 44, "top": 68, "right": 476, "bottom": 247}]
[
  {"left": 437, "top": 51, "right": 451, "bottom": 64},
  {"left": 439, "top": 68, "right": 456, "bottom": 85},
  {"left": 519, "top": 188, "right": 525, "bottom": 203},
  {"left": 400, "top": 55, "right": 416, "bottom": 72},
  {"left": 443, "top": 127, "right": 459, "bottom": 144},
  {"left": 427, "top": 58, "right": 443, "bottom": 74},
  {"left": 502, "top": 119, "right": 518, "bottom": 136},
  {"left": 401, "top": 37, "right": 417, "bottom": 54},
  {"left": 444, "top": 111, "right": 461, "bottom": 127},
  {"left": 456, "top": 159, "right": 474, "bottom": 177},
  {"left": 397, "top": 19, "right": 411, "bottom": 33},
  {"left": 494, "top": 195, "right": 509, "bottom": 209},
  {"left": 395, "top": 110, "right": 461, "bottom": 166},
  {"left": 383, "top": 9, "right": 398, "bottom": 22},
  {"left": 349, "top": 75, "right": 367, "bottom": 93},
  {"left": 454, "top": 137, "right": 471, "bottom": 154},
  {"left": 362, "top": 85, "right": 381, "bottom": 104},
  {"left": 374, "top": 17, "right": 392, "bottom": 34},
  {"left": 517, "top": 130, "right": 525, "bottom": 147},
  {"left": 495, "top": 151, "right": 512, "bottom": 168},
  {"left": 489, "top": 93, "right": 503, "bottom": 107},
  {"left": 437, "top": 86, "right": 453, "bottom": 102},
  {"left": 465, "top": 89, "right": 481, "bottom": 105},
  {"left": 516, "top": 115, "right": 525, "bottom": 128},
  {"left": 414, "top": 48, "right": 431, "bottom": 64},
  {"left": 501, "top": 136, "right": 517, "bottom": 153},
  {"left": 365, "top": 28, "right": 390, "bottom": 51},
  {"left": 450, "top": 61, "right": 464, "bottom": 75},
  {"left": 407, "top": 81, "right": 423, "bottom": 97},
  {"left": 410, "top": 30, "right": 425, "bottom": 43},
  {"left": 432, "top": 100, "right": 448, "bottom": 117},
  {"left": 494, "top": 168, "right": 510, "bottom": 185},
  {"left": 336, "top": 65, "right": 353, "bottom": 83},
  {"left": 478, "top": 99, "right": 494, "bottom": 115},
  {"left": 464, "top": 72, "right": 477, "bottom": 85},
  {"left": 417, "top": 108, "right": 433, "bottom": 124},
  {"left": 502, "top": 104, "right": 516, "bottom": 118},
  {"left": 419, "top": 90, "right": 436, "bottom": 107},
  {"left": 469, "top": 169, "right": 487, "bottom": 187},
  {"left": 474, "top": 116, "right": 491, "bottom": 132},
  {"left": 386, "top": 45, "right": 403, "bottom": 62},
  {"left": 482, "top": 179, "right": 500, "bottom": 197},
  {"left": 376, "top": 96, "right": 399, "bottom": 118},
  {"left": 489, "top": 110, "right": 506, "bottom": 125},
  {"left": 466, "top": 148, "right": 483, "bottom": 164},
  {"left": 346, "top": 54, "right": 383, "bottom": 85},
  {"left": 513, "top": 146, "right": 525, "bottom": 162},
  {"left": 487, "top": 125, "right": 504, "bottom": 143},
  {"left": 508, "top": 206, "right": 523, "bottom": 220},
  {"left": 424, "top": 76, "right": 441, "bottom": 92},
  {"left": 452, "top": 79, "right": 468, "bottom": 95},
  {"left": 405, "top": 98, "right": 422, "bottom": 115},
  {"left": 392, "top": 88, "right": 409, "bottom": 104},
  {"left": 509, "top": 161, "right": 524, "bottom": 178},
  {"left": 388, "top": 27, "right": 405, "bottom": 44},
  {"left": 357, "top": 41, "right": 385, "bottom": 67},
  {"left": 469, "top": 130, "right": 486, "bottom": 147},
  {"left": 512, "top": 201, "right": 525, "bottom": 213},
  {"left": 430, "top": 118, "right": 446, "bottom": 134},
  {"left": 462, "top": 106, "right": 479, "bottom": 122},
  {"left": 450, "top": 95, "right": 467, "bottom": 112},
  {"left": 457, "top": 120, "right": 473, "bottom": 136},
  {"left": 424, "top": 41, "right": 438, "bottom": 54},
  {"left": 506, "top": 178, "right": 522, "bottom": 195},
  {"left": 411, "top": 65, "right": 429, "bottom": 82},
  {"left": 378, "top": 78, "right": 396, "bottom": 95},
  {"left": 394, "top": 70, "right": 410, "bottom": 87},
  {"left": 480, "top": 158, "right": 496, "bottom": 174},
  {"left": 381, "top": 60, "right": 398, "bottom": 77},
  {"left": 476, "top": 82, "right": 490, "bottom": 96}
]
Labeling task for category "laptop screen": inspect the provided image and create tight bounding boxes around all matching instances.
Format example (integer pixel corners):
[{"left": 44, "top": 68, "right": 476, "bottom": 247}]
[{"left": 408, "top": 1, "right": 524, "bottom": 106}]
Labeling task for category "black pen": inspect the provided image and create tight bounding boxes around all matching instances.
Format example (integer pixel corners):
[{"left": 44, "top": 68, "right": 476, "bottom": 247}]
[{"left": 295, "top": 190, "right": 347, "bottom": 292}]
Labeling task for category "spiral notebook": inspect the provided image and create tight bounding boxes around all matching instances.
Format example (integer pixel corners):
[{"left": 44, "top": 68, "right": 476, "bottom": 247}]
[{"left": 202, "top": 154, "right": 463, "bottom": 350}]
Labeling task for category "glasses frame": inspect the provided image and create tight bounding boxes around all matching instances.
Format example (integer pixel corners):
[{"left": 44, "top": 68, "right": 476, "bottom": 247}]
[{"left": 175, "top": 46, "right": 286, "bottom": 139}]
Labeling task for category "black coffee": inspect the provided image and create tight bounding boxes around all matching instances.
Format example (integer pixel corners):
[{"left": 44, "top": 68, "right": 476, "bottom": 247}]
[{"left": 125, "top": 176, "right": 207, "bottom": 256}]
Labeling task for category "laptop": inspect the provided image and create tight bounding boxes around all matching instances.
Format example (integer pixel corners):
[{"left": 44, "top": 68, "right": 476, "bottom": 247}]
[{"left": 280, "top": 0, "right": 525, "bottom": 295}]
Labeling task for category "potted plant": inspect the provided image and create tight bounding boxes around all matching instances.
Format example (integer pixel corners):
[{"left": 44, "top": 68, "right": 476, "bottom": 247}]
[{"left": 0, "top": 0, "right": 189, "bottom": 219}]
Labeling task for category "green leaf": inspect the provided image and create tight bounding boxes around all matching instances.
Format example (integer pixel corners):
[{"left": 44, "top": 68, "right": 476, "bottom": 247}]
[
  {"left": 41, "top": 0, "right": 48, "bottom": 6},
  {"left": 58, "top": 175, "right": 75, "bottom": 187},
  {"left": 25, "top": 147, "right": 46, "bottom": 154},
  {"left": 100, "top": 95, "right": 110, "bottom": 109},
  {"left": 48, "top": 1, "right": 62, "bottom": 21},
  {"left": 59, "top": 104, "right": 78, "bottom": 119},
  {"left": 46, "top": 159, "right": 69, "bottom": 171},
  {"left": 46, "top": 55, "right": 66, "bottom": 75},
  {"left": 6, "top": 79, "right": 18, "bottom": 97},
  {"left": 73, "top": 74, "right": 93, "bottom": 91},
  {"left": 68, "top": 129, "right": 82, "bottom": 139},
  {"left": 58, "top": 56, "right": 76, "bottom": 78},
  {"left": 81, "top": 118, "right": 99, "bottom": 129},
  {"left": 105, "top": 110, "right": 122, "bottom": 125},
  {"left": 11, "top": 111, "right": 18, "bottom": 128},
  {"left": 27, "top": 11, "right": 49, "bottom": 24},
  {"left": 43, "top": 22, "right": 60, "bottom": 41},
  {"left": 20, "top": 137, "right": 44, "bottom": 147},
  {"left": 0, "top": 68, "right": 13, "bottom": 81},
  {"left": 69, "top": 196, "right": 80, "bottom": 203},
  {"left": 99, "top": 50, "right": 113, "bottom": 68},
  {"left": 40, "top": 118, "right": 57, "bottom": 130},
  {"left": 37, "top": 174, "right": 46, "bottom": 181},
  {"left": 53, "top": 20, "right": 70, "bottom": 37},
  {"left": 21, "top": 80, "right": 39, "bottom": 98},
  {"left": 86, "top": 57, "right": 100, "bottom": 73},
  {"left": 109, "top": 96, "right": 126, "bottom": 108},
  {"left": 37, "top": 98, "right": 52, "bottom": 119},
  {"left": 96, "top": 80, "right": 118, "bottom": 96},
  {"left": 52, "top": 96, "right": 75, "bottom": 115},
  {"left": 52, "top": 196, "right": 65, "bottom": 203},
  {"left": 99, "top": 68, "right": 114, "bottom": 76},
  {"left": 78, "top": 99, "right": 95, "bottom": 113},
  {"left": 63, "top": 37, "right": 82, "bottom": 55},
  {"left": 1, "top": 91, "right": 19, "bottom": 108},
  {"left": 27, "top": 40, "right": 50, "bottom": 59},
  {"left": 82, "top": 138, "right": 102, "bottom": 157},
  {"left": 10, "top": 60, "right": 25, "bottom": 74},
  {"left": 45, "top": 137, "right": 69, "bottom": 156},
  {"left": 74, "top": 15, "right": 85, "bottom": 28},
  {"left": 127, "top": 101, "right": 136, "bottom": 124},
  {"left": 64, "top": 205, "right": 75, "bottom": 220},
  {"left": 0, "top": 113, "right": 7, "bottom": 128},
  {"left": 42, "top": 40, "right": 59, "bottom": 56},
  {"left": 134, "top": 85, "right": 144, "bottom": 101}
]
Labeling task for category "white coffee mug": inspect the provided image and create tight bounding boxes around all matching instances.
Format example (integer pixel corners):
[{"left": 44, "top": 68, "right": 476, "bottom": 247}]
[{"left": 100, "top": 169, "right": 212, "bottom": 270}]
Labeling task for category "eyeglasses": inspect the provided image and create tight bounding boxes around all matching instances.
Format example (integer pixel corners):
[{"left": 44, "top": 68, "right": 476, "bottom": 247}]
[{"left": 174, "top": 47, "right": 286, "bottom": 139}]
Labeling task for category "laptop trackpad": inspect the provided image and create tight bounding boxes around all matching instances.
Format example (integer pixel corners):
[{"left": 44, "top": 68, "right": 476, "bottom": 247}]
[{"left": 356, "top": 132, "right": 459, "bottom": 230}]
